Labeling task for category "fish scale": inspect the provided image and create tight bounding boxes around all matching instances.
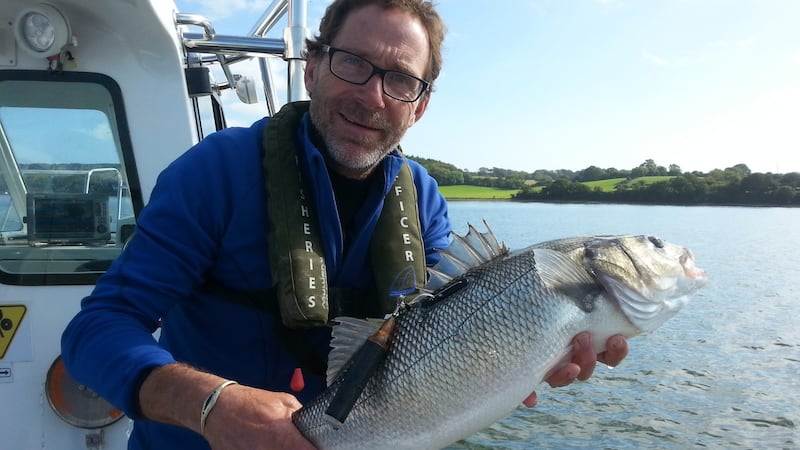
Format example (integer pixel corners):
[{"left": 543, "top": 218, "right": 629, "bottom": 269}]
[
  {"left": 293, "top": 231, "right": 707, "bottom": 449},
  {"left": 296, "top": 253, "right": 592, "bottom": 448}
]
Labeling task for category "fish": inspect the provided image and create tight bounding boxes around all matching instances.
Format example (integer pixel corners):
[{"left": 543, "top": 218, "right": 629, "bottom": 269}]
[{"left": 292, "top": 223, "right": 707, "bottom": 450}]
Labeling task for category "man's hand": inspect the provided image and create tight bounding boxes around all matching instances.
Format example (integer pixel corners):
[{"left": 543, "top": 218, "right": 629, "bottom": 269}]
[
  {"left": 203, "top": 384, "right": 315, "bottom": 450},
  {"left": 138, "top": 364, "right": 315, "bottom": 449},
  {"left": 522, "top": 333, "right": 629, "bottom": 408}
]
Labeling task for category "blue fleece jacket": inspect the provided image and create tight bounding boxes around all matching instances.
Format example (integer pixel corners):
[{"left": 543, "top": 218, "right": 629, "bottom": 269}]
[{"left": 61, "top": 113, "right": 451, "bottom": 449}]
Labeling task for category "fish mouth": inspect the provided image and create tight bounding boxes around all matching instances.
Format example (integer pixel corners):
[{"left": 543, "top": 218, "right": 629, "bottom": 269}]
[{"left": 680, "top": 249, "right": 707, "bottom": 281}]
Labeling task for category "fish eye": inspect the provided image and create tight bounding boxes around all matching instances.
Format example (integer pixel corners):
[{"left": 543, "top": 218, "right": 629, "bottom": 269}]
[{"left": 648, "top": 236, "right": 665, "bottom": 248}]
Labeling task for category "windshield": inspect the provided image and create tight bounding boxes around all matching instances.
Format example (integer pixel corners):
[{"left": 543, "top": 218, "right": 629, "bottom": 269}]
[{"left": 0, "top": 73, "right": 138, "bottom": 285}]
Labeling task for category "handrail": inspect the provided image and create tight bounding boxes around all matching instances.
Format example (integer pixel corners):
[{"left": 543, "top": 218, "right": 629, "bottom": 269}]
[
  {"left": 175, "top": 13, "right": 216, "bottom": 39},
  {"left": 248, "top": 0, "right": 288, "bottom": 37},
  {"left": 285, "top": 0, "right": 308, "bottom": 102},
  {"left": 177, "top": 0, "right": 310, "bottom": 108},
  {"left": 181, "top": 33, "right": 285, "bottom": 56}
]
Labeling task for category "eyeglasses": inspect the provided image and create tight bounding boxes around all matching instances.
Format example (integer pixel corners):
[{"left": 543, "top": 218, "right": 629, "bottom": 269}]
[{"left": 321, "top": 45, "right": 430, "bottom": 102}]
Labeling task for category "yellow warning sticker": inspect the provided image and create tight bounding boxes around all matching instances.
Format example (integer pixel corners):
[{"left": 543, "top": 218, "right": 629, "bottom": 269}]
[{"left": 0, "top": 305, "right": 26, "bottom": 359}]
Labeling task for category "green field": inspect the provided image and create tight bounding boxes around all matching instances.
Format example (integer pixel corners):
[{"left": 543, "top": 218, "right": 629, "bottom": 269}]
[
  {"left": 582, "top": 177, "right": 627, "bottom": 191},
  {"left": 582, "top": 176, "right": 675, "bottom": 192},
  {"left": 438, "top": 185, "right": 517, "bottom": 199},
  {"left": 439, "top": 176, "right": 677, "bottom": 200}
]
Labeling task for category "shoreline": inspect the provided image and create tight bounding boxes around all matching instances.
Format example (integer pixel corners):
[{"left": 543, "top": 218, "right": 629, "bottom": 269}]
[{"left": 444, "top": 197, "right": 799, "bottom": 208}]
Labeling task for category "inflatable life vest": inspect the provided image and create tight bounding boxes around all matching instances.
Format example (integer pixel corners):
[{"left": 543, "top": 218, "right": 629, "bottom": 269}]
[{"left": 262, "top": 101, "right": 427, "bottom": 328}]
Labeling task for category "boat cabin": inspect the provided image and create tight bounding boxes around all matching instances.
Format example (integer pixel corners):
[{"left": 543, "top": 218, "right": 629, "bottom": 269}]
[{"left": 0, "top": 0, "right": 308, "bottom": 447}]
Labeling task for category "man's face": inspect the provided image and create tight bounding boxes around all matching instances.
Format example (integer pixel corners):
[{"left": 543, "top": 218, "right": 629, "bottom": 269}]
[{"left": 305, "top": 5, "right": 431, "bottom": 179}]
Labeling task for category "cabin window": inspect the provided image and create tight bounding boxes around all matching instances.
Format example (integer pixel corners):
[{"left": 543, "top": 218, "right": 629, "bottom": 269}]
[{"left": 0, "top": 71, "right": 140, "bottom": 285}]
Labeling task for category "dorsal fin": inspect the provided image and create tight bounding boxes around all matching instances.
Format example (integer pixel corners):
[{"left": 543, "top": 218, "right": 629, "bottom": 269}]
[
  {"left": 467, "top": 220, "right": 504, "bottom": 260},
  {"left": 325, "top": 222, "right": 506, "bottom": 384},
  {"left": 326, "top": 317, "right": 384, "bottom": 386},
  {"left": 426, "top": 220, "right": 507, "bottom": 290}
]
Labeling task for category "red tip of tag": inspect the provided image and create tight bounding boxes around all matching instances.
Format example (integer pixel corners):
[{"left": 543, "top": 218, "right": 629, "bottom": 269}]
[{"left": 290, "top": 368, "right": 305, "bottom": 392}]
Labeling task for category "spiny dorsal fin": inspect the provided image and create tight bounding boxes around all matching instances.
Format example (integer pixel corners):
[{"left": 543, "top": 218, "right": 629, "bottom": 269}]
[
  {"left": 326, "top": 317, "right": 384, "bottom": 386},
  {"left": 426, "top": 220, "right": 508, "bottom": 291},
  {"left": 325, "top": 222, "right": 507, "bottom": 383},
  {"left": 467, "top": 220, "right": 504, "bottom": 260}
]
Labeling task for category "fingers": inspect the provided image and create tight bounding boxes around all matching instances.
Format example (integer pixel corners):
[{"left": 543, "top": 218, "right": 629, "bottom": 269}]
[
  {"left": 545, "top": 333, "right": 594, "bottom": 388},
  {"left": 544, "top": 333, "right": 630, "bottom": 395},
  {"left": 545, "top": 363, "right": 580, "bottom": 388},
  {"left": 598, "top": 334, "right": 629, "bottom": 367},
  {"left": 572, "top": 332, "right": 597, "bottom": 381},
  {"left": 522, "top": 391, "right": 538, "bottom": 408}
]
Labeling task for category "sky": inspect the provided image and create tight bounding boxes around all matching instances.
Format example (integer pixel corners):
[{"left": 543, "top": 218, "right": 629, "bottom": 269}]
[{"left": 174, "top": 0, "right": 800, "bottom": 175}]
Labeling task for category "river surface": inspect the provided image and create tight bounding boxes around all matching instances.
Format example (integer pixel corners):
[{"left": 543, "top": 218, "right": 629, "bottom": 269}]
[{"left": 443, "top": 201, "right": 799, "bottom": 450}]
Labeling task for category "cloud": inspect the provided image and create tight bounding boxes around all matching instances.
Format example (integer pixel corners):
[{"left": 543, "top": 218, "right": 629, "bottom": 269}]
[
  {"left": 706, "top": 37, "right": 756, "bottom": 51},
  {"left": 75, "top": 123, "right": 112, "bottom": 142},
  {"left": 642, "top": 49, "right": 688, "bottom": 67},
  {"left": 642, "top": 50, "right": 668, "bottom": 66},
  {"left": 179, "top": 0, "right": 264, "bottom": 20},
  {"left": 88, "top": 123, "right": 112, "bottom": 141}
]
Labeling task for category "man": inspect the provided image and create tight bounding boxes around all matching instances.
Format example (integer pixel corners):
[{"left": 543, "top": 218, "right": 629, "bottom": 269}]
[{"left": 62, "top": 1, "right": 628, "bottom": 449}]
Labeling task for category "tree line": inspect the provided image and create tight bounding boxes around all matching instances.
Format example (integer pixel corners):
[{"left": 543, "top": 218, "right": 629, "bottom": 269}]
[
  {"left": 411, "top": 157, "right": 800, "bottom": 206},
  {"left": 1, "top": 163, "right": 123, "bottom": 195}
]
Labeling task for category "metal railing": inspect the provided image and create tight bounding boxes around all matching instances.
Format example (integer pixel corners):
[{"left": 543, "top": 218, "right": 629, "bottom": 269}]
[{"left": 176, "top": 0, "right": 310, "bottom": 116}]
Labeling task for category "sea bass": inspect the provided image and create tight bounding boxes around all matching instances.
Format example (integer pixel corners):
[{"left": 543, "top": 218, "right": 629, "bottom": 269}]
[{"left": 293, "top": 225, "right": 707, "bottom": 450}]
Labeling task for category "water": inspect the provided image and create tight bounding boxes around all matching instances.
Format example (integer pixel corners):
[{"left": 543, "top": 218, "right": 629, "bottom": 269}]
[{"left": 444, "top": 201, "right": 800, "bottom": 450}]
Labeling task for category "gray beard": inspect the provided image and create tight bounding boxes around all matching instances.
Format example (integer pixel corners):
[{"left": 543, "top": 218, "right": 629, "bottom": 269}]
[
  {"left": 326, "top": 138, "right": 395, "bottom": 173},
  {"left": 309, "top": 99, "right": 404, "bottom": 178}
]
